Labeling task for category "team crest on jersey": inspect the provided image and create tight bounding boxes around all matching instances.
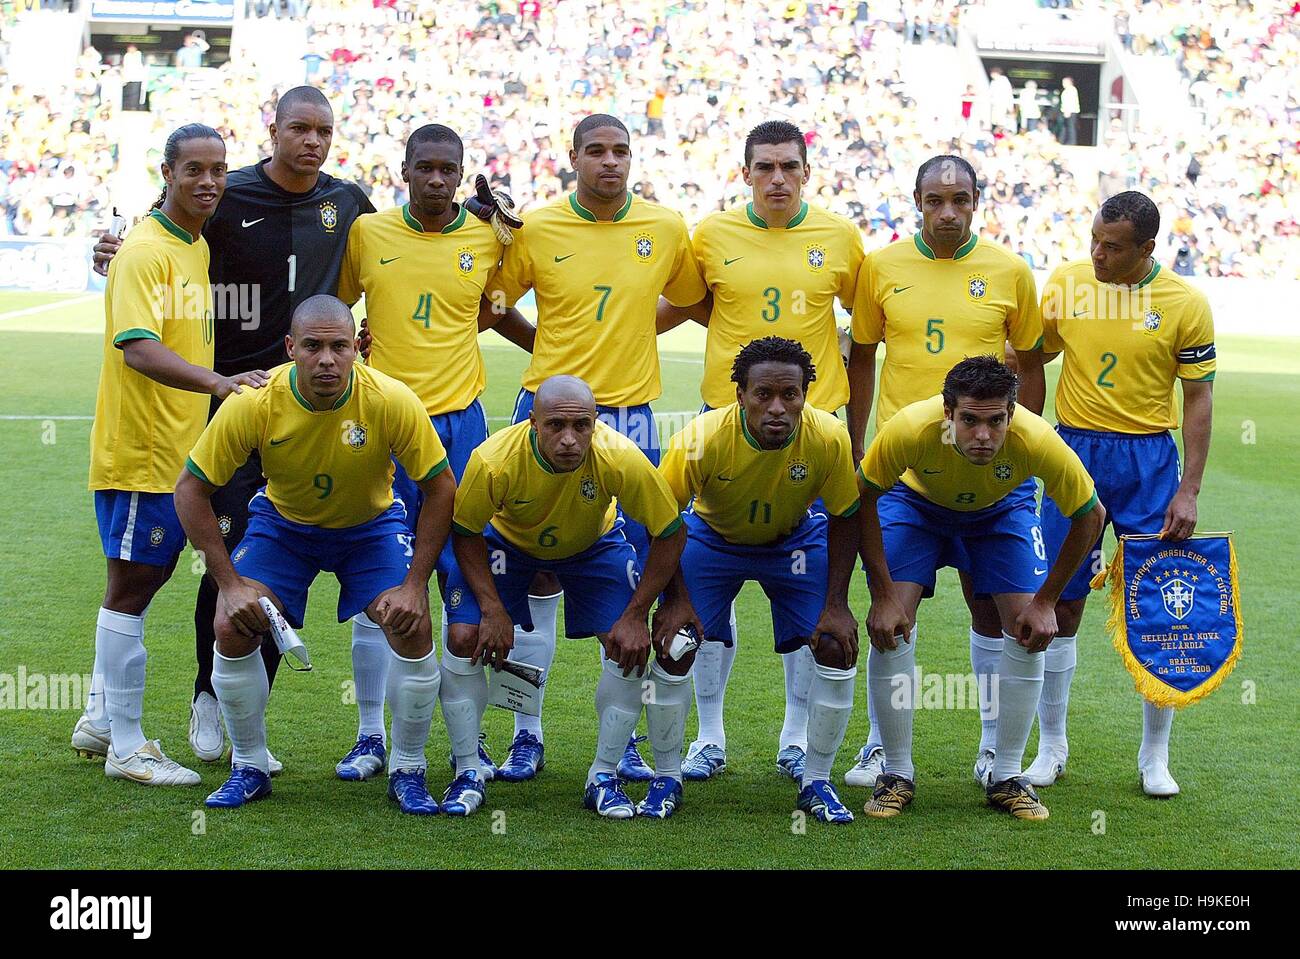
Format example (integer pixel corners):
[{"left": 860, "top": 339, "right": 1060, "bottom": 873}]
[
  {"left": 344, "top": 422, "right": 368, "bottom": 451},
  {"left": 788, "top": 460, "right": 809, "bottom": 484},
  {"left": 448, "top": 588, "right": 464, "bottom": 609},
  {"left": 580, "top": 476, "right": 597, "bottom": 501},
  {"left": 149, "top": 527, "right": 165, "bottom": 546},
  {"left": 633, "top": 233, "right": 655, "bottom": 261},
  {"left": 993, "top": 461, "right": 1013, "bottom": 481},
  {"left": 217, "top": 515, "right": 232, "bottom": 537},
  {"left": 457, "top": 247, "right": 475, "bottom": 274},
  {"left": 967, "top": 273, "right": 989, "bottom": 300},
  {"left": 805, "top": 243, "right": 827, "bottom": 272},
  {"left": 1143, "top": 308, "right": 1163, "bottom": 332},
  {"left": 320, "top": 201, "right": 339, "bottom": 232}
]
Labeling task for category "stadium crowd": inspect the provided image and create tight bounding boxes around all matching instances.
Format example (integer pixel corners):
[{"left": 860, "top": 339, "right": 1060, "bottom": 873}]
[{"left": 0, "top": 0, "right": 1296, "bottom": 278}]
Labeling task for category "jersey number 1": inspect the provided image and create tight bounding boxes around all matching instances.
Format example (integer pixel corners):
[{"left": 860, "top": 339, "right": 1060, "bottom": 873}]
[{"left": 287, "top": 254, "right": 297, "bottom": 293}]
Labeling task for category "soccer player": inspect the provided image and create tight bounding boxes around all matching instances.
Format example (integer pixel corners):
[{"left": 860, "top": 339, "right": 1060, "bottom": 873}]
[
  {"left": 174, "top": 295, "right": 457, "bottom": 814},
  {"left": 657, "top": 120, "right": 866, "bottom": 782},
  {"left": 481, "top": 114, "right": 707, "bottom": 781},
  {"left": 659, "top": 337, "right": 863, "bottom": 821},
  {"left": 74, "top": 123, "right": 269, "bottom": 785},
  {"left": 337, "top": 123, "right": 534, "bottom": 780},
  {"left": 843, "top": 154, "right": 1047, "bottom": 789},
  {"left": 93, "top": 87, "right": 380, "bottom": 776},
  {"left": 858, "top": 355, "right": 1104, "bottom": 820},
  {"left": 1030, "top": 191, "right": 1215, "bottom": 797},
  {"left": 444, "top": 375, "right": 693, "bottom": 818}
]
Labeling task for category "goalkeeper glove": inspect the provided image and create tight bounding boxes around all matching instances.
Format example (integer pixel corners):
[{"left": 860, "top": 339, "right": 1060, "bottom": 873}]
[{"left": 464, "top": 173, "right": 523, "bottom": 245}]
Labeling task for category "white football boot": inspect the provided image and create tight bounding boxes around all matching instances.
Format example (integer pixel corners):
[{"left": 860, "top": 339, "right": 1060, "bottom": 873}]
[
  {"left": 72, "top": 714, "right": 111, "bottom": 759},
  {"left": 843, "top": 745, "right": 885, "bottom": 787},
  {"left": 189, "top": 691, "right": 226, "bottom": 762},
  {"left": 105, "top": 740, "right": 201, "bottom": 786},
  {"left": 1024, "top": 744, "right": 1068, "bottom": 787},
  {"left": 1140, "top": 758, "right": 1180, "bottom": 797}
]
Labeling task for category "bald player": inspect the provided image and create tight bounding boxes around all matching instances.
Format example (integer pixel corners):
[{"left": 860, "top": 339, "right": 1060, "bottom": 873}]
[
  {"left": 844, "top": 154, "right": 1047, "bottom": 790},
  {"left": 444, "top": 375, "right": 695, "bottom": 819},
  {"left": 483, "top": 115, "right": 707, "bottom": 782},
  {"left": 175, "top": 296, "right": 457, "bottom": 814}
]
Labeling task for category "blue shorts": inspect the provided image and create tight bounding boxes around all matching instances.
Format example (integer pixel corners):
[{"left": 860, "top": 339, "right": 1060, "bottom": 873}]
[
  {"left": 1042, "top": 426, "right": 1180, "bottom": 601},
  {"left": 514, "top": 387, "right": 659, "bottom": 563},
  {"left": 392, "top": 398, "right": 489, "bottom": 571},
  {"left": 946, "top": 478, "right": 1039, "bottom": 595},
  {"left": 444, "top": 518, "right": 639, "bottom": 638},
  {"left": 680, "top": 511, "right": 828, "bottom": 653},
  {"left": 94, "top": 490, "right": 187, "bottom": 567},
  {"left": 872, "top": 483, "right": 1048, "bottom": 597},
  {"left": 230, "top": 493, "right": 413, "bottom": 628}
]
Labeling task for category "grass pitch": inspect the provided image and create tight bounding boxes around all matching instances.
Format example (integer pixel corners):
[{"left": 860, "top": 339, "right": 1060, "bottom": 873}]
[{"left": 0, "top": 292, "right": 1296, "bottom": 869}]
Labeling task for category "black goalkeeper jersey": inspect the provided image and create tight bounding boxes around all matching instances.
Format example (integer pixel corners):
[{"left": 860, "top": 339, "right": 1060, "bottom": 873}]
[{"left": 203, "top": 159, "right": 374, "bottom": 376}]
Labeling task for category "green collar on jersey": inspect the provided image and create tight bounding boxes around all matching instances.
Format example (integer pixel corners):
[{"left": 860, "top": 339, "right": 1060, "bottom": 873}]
[
  {"left": 401, "top": 202, "right": 466, "bottom": 234},
  {"left": 745, "top": 201, "right": 809, "bottom": 230},
  {"left": 569, "top": 191, "right": 633, "bottom": 223},
  {"left": 149, "top": 208, "right": 197, "bottom": 244},
  {"left": 289, "top": 366, "right": 355, "bottom": 413},
  {"left": 529, "top": 427, "right": 560, "bottom": 473},
  {"left": 913, "top": 231, "right": 978, "bottom": 261},
  {"left": 739, "top": 407, "right": 801, "bottom": 451},
  {"left": 1132, "top": 261, "right": 1161, "bottom": 289}
]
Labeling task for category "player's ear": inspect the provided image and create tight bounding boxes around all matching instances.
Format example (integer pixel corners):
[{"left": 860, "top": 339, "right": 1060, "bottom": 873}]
[
  {"left": 400, "top": 160, "right": 409, "bottom": 184},
  {"left": 268, "top": 121, "right": 278, "bottom": 147},
  {"left": 284, "top": 334, "right": 294, "bottom": 360},
  {"left": 801, "top": 163, "right": 810, "bottom": 184},
  {"left": 912, "top": 190, "right": 922, "bottom": 211},
  {"left": 1140, "top": 237, "right": 1156, "bottom": 259},
  {"left": 741, "top": 165, "right": 753, "bottom": 187}
]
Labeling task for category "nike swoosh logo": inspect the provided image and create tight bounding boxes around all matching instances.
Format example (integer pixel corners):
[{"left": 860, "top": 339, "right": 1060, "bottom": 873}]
[
  {"left": 181, "top": 278, "right": 190, "bottom": 288},
  {"left": 715, "top": 474, "right": 735, "bottom": 482},
  {"left": 116, "top": 762, "right": 154, "bottom": 783},
  {"left": 1072, "top": 309, "right": 1087, "bottom": 317},
  {"left": 893, "top": 286, "right": 913, "bottom": 294},
  {"left": 513, "top": 498, "right": 533, "bottom": 505},
  {"left": 922, "top": 468, "right": 942, "bottom": 474},
  {"left": 554, "top": 254, "right": 575, "bottom": 263},
  {"left": 269, "top": 437, "right": 292, "bottom": 446},
  {"left": 1034, "top": 567, "right": 1047, "bottom": 575},
  {"left": 1192, "top": 346, "right": 1212, "bottom": 358},
  {"left": 723, "top": 257, "right": 743, "bottom": 266},
  {"left": 380, "top": 256, "right": 401, "bottom": 265},
  {"left": 241, "top": 218, "right": 265, "bottom": 228}
]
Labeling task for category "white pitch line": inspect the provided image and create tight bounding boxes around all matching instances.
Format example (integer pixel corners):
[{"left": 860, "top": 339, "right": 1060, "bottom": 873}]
[
  {"left": 0, "top": 294, "right": 100, "bottom": 322},
  {"left": 0, "top": 414, "right": 93, "bottom": 420}
]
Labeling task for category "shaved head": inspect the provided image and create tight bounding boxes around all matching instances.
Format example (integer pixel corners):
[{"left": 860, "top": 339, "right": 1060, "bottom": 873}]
[
  {"left": 530, "top": 376, "right": 596, "bottom": 472},
  {"left": 533, "top": 375, "right": 595, "bottom": 415},
  {"left": 290, "top": 294, "right": 355, "bottom": 337}
]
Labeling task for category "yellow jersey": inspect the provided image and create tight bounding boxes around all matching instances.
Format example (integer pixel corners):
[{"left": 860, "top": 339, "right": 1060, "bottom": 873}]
[
  {"left": 485, "top": 192, "right": 706, "bottom": 406},
  {"left": 694, "top": 202, "right": 863, "bottom": 411},
  {"left": 452, "top": 420, "right": 683, "bottom": 559},
  {"left": 859, "top": 395, "right": 1097, "bottom": 517},
  {"left": 852, "top": 233, "right": 1043, "bottom": 428},
  {"left": 660, "top": 403, "right": 860, "bottom": 545},
  {"left": 1041, "top": 260, "right": 1216, "bottom": 433},
  {"left": 337, "top": 203, "right": 502, "bottom": 416},
  {"left": 186, "top": 362, "right": 448, "bottom": 528},
  {"left": 89, "top": 209, "right": 215, "bottom": 493}
]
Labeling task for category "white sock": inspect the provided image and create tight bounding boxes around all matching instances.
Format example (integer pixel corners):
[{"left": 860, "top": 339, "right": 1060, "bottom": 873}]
[
  {"left": 803, "top": 663, "right": 856, "bottom": 786},
  {"left": 692, "top": 604, "right": 737, "bottom": 748},
  {"left": 510, "top": 591, "right": 559, "bottom": 741},
  {"left": 97, "top": 607, "right": 147, "bottom": 756},
  {"left": 589, "top": 654, "right": 644, "bottom": 785},
  {"left": 439, "top": 651, "right": 487, "bottom": 776},
  {"left": 862, "top": 656, "right": 884, "bottom": 752},
  {"left": 991, "top": 635, "right": 1045, "bottom": 783},
  {"left": 386, "top": 648, "right": 440, "bottom": 772},
  {"left": 84, "top": 649, "right": 107, "bottom": 730},
  {"left": 970, "top": 629, "right": 1004, "bottom": 753},
  {"left": 1139, "top": 701, "right": 1175, "bottom": 768},
  {"left": 1037, "top": 634, "right": 1077, "bottom": 750},
  {"left": 212, "top": 647, "right": 269, "bottom": 773},
  {"left": 646, "top": 661, "right": 692, "bottom": 782},
  {"left": 870, "top": 626, "right": 917, "bottom": 781},
  {"left": 779, "top": 644, "right": 814, "bottom": 750},
  {"left": 351, "top": 612, "right": 388, "bottom": 743}
]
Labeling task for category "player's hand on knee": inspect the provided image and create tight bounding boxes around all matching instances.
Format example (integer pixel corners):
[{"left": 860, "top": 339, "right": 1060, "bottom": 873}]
[
  {"left": 92, "top": 231, "right": 122, "bottom": 276},
  {"left": 607, "top": 615, "right": 651, "bottom": 677},
  {"left": 1016, "top": 597, "right": 1058, "bottom": 653},
  {"left": 222, "top": 580, "right": 271, "bottom": 638},
  {"left": 472, "top": 605, "right": 514, "bottom": 669},
  {"left": 866, "top": 594, "right": 911, "bottom": 653},
  {"left": 357, "top": 318, "right": 373, "bottom": 359},
  {"left": 810, "top": 602, "right": 859, "bottom": 667},
  {"left": 1159, "top": 488, "right": 1197, "bottom": 541},
  {"left": 373, "top": 581, "right": 430, "bottom": 642},
  {"left": 650, "top": 596, "right": 704, "bottom": 658}
]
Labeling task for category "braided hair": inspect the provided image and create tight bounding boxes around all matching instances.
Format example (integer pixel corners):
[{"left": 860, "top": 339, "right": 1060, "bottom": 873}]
[{"left": 151, "top": 122, "right": 224, "bottom": 212}]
